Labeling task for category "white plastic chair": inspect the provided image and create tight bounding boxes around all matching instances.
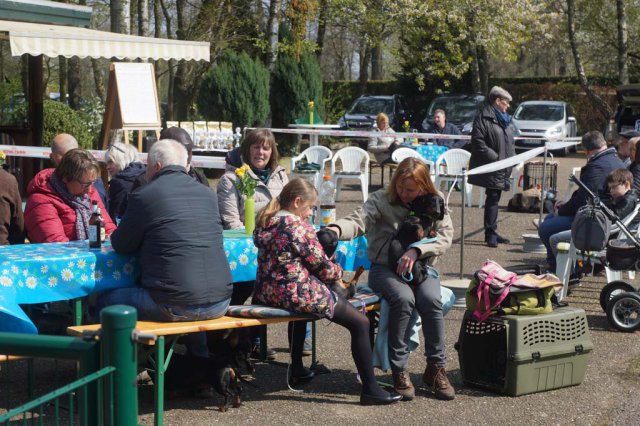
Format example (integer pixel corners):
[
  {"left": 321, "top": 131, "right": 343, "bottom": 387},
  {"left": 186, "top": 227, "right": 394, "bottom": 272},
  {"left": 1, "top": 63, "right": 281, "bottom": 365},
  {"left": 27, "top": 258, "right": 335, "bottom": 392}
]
[
  {"left": 434, "top": 149, "right": 473, "bottom": 207},
  {"left": 290, "top": 146, "right": 333, "bottom": 191},
  {"left": 331, "top": 147, "right": 370, "bottom": 202},
  {"left": 382, "top": 148, "right": 434, "bottom": 184},
  {"left": 477, "top": 162, "right": 524, "bottom": 208}
]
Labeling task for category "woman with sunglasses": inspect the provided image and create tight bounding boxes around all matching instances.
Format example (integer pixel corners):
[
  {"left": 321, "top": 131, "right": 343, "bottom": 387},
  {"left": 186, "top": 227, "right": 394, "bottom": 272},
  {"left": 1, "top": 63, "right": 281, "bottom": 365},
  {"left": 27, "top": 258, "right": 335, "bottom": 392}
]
[{"left": 25, "top": 148, "right": 116, "bottom": 243}]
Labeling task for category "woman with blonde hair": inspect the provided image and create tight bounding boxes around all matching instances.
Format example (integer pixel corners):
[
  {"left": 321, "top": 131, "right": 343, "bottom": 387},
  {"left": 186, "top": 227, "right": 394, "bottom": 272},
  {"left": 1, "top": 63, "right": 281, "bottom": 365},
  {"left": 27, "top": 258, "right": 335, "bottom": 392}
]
[
  {"left": 104, "top": 142, "right": 145, "bottom": 220},
  {"left": 253, "top": 178, "right": 400, "bottom": 406},
  {"left": 324, "top": 157, "right": 455, "bottom": 401},
  {"left": 368, "top": 112, "right": 402, "bottom": 164}
]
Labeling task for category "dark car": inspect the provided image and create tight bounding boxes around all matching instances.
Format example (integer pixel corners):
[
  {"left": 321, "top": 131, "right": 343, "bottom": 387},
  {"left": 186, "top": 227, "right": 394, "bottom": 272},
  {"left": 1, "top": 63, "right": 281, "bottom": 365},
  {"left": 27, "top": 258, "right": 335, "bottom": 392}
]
[
  {"left": 338, "top": 94, "right": 413, "bottom": 131},
  {"left": 605, "top": 84, "right": 640, "bottom": 142},
  {"left": 421, "top": 94, "right": 485, "bottom": 134}
]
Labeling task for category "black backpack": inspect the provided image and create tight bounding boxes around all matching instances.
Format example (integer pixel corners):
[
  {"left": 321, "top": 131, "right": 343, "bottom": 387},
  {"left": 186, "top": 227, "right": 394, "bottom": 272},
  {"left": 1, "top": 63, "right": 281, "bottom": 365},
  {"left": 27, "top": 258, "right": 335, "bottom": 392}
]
[{"left": 571, "top": 204, "right": 610, "bottom": 252}]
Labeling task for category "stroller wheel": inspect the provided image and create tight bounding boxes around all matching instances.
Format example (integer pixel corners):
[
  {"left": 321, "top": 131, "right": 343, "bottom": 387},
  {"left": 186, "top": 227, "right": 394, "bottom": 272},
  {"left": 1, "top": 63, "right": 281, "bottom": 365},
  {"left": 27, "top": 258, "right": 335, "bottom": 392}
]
[
  {"left": 606, "top": 292, "right": 640, "bottom": 332},
  {"left": 599, "top": 281, "right": 636, "bottom": 312}
]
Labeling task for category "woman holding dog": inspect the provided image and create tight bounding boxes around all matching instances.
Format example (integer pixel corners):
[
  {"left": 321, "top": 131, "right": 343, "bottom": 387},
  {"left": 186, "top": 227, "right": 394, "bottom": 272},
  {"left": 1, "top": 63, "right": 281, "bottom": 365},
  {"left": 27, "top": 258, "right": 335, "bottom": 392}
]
[
  {"left": 324, "top": 157, "right": 455, "bottom": 401},
  {"left": 253, "top": 178, "right": 401, "bottom": 406}
]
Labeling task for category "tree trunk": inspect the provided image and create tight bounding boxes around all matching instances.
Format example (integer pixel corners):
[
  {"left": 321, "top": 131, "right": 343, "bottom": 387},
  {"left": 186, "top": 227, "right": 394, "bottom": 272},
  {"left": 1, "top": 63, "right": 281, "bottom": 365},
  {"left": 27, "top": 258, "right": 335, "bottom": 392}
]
[
  {"left": 138, "top": 0, "right": 149, "bottom": 37},
  {"left": 478, "top": 46, "right": 489, "bottom": 95},
  {"left": 153, "top": 0, "right": 161, "bottom": 84},
  {"left": 315, "top": 0, "right": 327, "bottom": 60},
  {"left": 617, "top": 0, "right": 629, "bottom": 85},
  {"left": 358, "top": 44, "right": 371, "bottom": 94},
  {"left": 371, "top": 45, "right": 382, "bottom": 80},
  {"left": 130, "top": 0, "right": 137, "bottom": 36},
  {"left": 67, "top": 58, "right": 81, "bottom": 109},
  {"left": 111, "top": 0, "right": 131, "bottom": 34},
  {"left": 265, "top": 0, "right": 281, "bottom": 70},
  {"left": 469, "top": 43, "right": 480, "bottom": 93},
  {"left": 173, "top": 0, "right": 190, "bottom": 119},
  {"left": 159, "top": 0, "right": 175, "bottom": 119},
  {"left": 91, "top": 59, "right": 106, "bottom": 103},
  {"left": 566, "top": 0, "right": 612, "bottom": 120},
  {"left": 58, "top": 56, "right": 67, "bottom": 104}
]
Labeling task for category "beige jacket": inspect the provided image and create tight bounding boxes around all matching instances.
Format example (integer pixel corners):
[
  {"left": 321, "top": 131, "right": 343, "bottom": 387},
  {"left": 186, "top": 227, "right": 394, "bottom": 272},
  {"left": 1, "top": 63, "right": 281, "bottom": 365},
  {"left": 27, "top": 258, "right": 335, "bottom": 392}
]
[
  {"left": 333, "top": 189, "right": 453, "bottom": 266},
  {"left": 217, "top": 164, "right": 289, "bottom": 230}
]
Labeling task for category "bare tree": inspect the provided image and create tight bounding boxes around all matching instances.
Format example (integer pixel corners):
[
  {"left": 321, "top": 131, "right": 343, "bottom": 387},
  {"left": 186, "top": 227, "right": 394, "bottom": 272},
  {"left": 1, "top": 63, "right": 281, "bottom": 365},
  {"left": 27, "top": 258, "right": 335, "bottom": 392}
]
[
  {"left": 138, "top": 0, "right": 149, "bottom": 36},
  {"left": 315, "top": 0, "right": 328, "bottom": 60},
  {"left": 111, "top": 0, "right": 131, "bottom": 34},
  {"left": 266, "top": 0, "right": 281, "bottom": 70},
  {"left": 566, "top": 0, "right": 612, "bottom": 120},
  {"left": 616, "top": 0, "right": 629, "bottom": 85}
]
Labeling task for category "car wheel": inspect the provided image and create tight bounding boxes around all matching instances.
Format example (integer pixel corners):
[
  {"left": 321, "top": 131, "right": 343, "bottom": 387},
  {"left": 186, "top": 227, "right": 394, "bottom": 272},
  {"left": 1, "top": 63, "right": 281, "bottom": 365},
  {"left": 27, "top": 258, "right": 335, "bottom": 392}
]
[{"left": 552, "top": 147, "right": 568, "bottom": 157}]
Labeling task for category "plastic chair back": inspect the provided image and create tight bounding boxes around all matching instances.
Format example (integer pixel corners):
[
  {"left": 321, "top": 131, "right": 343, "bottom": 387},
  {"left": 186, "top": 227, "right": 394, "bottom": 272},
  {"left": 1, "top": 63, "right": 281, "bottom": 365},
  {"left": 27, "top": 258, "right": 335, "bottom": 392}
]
[
  {"left": 391, "top": 147, "right": 424, "bottom": 163},
  {"left": 435, "top": 148, "right": 471, "bottom": 176}
]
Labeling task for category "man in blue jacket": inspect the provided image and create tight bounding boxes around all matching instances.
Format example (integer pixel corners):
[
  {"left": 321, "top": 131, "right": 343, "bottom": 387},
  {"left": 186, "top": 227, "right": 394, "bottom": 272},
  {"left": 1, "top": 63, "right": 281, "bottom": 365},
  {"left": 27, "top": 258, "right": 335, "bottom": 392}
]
[
  {"left": 98, "top": 139, "right": 232, "bottom": 357},
  {"left": 426, "top": 109, "right": 463, "bottom": 148},
  {"left": 538, "top": 131, "right": 624, "bottom": 270}
]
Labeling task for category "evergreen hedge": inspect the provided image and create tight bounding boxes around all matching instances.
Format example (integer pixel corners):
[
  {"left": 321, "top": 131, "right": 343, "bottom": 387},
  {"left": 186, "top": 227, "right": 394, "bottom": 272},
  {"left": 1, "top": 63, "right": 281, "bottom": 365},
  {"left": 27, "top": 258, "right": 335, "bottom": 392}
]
[
  {"left": 197, "top": 51, "right": 270, "bottom": 128},
  {"left": 270, "top": 53, "right": 324, "bottom": 154},
  {"left": 42, "top": 100, "right": 92, "bottom": 149}
]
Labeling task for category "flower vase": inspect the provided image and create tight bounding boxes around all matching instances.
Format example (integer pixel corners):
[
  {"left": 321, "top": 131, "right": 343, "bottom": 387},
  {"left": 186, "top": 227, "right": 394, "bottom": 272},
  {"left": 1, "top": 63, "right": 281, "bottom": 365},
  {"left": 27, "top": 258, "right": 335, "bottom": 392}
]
[
  {"left": 244, "top": 196, "right": 255, "bottom": 235},
  {"left": 309, "top": 111, "right": 314, "bottom": 125}
]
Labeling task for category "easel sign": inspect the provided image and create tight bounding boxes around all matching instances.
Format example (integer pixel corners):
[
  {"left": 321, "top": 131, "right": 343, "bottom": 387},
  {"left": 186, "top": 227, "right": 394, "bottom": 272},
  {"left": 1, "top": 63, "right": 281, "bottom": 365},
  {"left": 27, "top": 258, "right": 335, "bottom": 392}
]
[{"left": 101, "top": 62, "right": 161, "bottom": 151}]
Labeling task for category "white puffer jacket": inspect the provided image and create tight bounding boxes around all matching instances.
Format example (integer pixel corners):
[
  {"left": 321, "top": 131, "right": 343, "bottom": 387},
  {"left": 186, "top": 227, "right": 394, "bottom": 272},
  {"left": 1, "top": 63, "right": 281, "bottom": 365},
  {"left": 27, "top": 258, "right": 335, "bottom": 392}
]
[{"left": 216, "top": 164, "right": 289, "bottom": 230}]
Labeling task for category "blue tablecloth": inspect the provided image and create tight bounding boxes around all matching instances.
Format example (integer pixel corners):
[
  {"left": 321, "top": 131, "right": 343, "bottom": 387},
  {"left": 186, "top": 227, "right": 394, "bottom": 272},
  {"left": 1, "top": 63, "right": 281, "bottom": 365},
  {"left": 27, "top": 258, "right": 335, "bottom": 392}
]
[
  {"left": 399, "top": 143, "right": 448, "bottom": 163},
  {"left": 0, "top": 231, "right": 370, "bottom": 334}
]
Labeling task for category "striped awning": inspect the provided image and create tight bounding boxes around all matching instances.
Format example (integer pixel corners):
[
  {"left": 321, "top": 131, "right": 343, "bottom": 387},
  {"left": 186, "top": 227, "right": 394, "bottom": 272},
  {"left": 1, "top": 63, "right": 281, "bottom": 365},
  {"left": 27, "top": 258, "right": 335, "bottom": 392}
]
[{"left": 0, "top": 19, "right": 210, "bottom": 62}]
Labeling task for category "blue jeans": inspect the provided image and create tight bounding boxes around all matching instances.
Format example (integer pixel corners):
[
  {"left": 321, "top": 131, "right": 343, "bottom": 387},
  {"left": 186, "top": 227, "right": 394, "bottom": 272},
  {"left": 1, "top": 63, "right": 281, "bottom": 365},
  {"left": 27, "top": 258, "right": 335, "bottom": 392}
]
[
  {"left": 97, "top": 287, "right": 230, "bottom": 358},
  {"left": 538, "top": 213, "right": 574, "bottom": 267}
]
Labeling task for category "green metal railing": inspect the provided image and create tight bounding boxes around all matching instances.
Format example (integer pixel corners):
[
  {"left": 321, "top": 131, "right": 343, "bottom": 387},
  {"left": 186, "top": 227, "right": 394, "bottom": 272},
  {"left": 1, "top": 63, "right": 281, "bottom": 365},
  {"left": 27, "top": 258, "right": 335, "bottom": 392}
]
[{"left": 0, "top": 305, "right": 138, "bottom": 426}]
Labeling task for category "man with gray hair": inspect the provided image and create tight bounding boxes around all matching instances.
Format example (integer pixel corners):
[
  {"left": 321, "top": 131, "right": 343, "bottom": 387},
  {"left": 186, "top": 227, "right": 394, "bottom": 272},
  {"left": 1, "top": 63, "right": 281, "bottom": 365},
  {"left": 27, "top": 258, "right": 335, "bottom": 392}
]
[
  {"left": 538, "top": 130, "right": 624, "bottom": 271},
  {"left": 468, "top": 86, "right": 516, "bottom": 247},
  {"left": 98, "top": 139, "right": 232, "bottom": 358}
]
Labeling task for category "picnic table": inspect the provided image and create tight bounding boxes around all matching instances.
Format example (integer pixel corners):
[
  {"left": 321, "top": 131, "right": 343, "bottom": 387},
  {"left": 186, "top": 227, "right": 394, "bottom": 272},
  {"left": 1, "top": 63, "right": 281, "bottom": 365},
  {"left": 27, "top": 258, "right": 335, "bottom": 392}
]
[{"left": 0, "top": 230, "right": 370, "bottom": 334}]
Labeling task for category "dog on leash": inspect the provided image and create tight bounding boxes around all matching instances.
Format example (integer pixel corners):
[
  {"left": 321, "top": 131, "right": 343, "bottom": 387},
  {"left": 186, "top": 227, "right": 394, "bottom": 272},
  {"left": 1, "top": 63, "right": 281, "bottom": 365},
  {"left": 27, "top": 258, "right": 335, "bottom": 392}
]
[{"left": 387, "top": 193, "right": 445, "bottom": 288}]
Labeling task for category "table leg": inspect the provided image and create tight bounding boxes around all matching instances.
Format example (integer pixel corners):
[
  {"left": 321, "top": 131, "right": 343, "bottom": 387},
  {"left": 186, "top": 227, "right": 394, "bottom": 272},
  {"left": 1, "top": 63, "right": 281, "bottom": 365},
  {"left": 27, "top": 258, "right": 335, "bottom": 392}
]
[
  {"left": 74, "top": 299, "right": 83, "bottom": 326},
  {"left": 310, "top": 134, "right": 318, "bottom": 147},
  {"left": 154, "top": 337, "right": 164, "bottom": 426}
]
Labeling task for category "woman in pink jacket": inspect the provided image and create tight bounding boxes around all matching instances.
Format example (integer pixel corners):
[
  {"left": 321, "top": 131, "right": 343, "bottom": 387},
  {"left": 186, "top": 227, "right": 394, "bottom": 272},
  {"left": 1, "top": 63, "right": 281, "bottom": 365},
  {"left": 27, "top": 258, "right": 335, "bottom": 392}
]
[{"left": 25, "top": 149, "right": 116, "bottom": 243}]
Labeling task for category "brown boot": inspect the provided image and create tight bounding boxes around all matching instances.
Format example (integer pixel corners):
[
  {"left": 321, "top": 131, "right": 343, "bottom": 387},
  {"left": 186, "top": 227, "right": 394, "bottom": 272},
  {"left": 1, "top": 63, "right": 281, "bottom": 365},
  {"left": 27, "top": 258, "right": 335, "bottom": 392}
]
[
  {"left": 423, "top": 364, "right": 455, "bottom": 400},
  {"left": 392, "top": 371, "right": 415, "bottom": 401}
]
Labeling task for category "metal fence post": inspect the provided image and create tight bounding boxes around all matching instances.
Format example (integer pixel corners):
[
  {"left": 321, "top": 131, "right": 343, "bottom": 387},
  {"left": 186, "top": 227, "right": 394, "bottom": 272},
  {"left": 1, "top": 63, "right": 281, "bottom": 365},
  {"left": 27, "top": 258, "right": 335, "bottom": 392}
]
[{"left": 100, "top": 305, "right": 138, "bottom": 426}]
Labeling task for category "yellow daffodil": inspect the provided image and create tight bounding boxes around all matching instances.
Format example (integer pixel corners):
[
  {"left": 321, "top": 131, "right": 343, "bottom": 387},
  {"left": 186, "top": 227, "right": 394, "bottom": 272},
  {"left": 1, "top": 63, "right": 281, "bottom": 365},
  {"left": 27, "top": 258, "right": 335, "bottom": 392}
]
[{"left": 308, "top": 100, "right": 315, "bottom": 110}]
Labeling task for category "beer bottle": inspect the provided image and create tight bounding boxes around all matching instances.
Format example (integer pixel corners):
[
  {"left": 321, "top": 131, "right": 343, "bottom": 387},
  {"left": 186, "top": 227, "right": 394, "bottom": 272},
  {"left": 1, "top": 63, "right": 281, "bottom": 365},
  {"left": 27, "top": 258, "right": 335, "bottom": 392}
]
[{"left": 89, "top": 200, "right": 103, "bottom": 248}]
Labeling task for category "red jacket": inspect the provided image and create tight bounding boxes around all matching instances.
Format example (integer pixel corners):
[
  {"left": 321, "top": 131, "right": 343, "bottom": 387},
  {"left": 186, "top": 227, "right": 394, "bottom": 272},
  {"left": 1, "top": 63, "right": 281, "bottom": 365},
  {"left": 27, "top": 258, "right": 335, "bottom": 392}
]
[{"left": 25, "top": 168, "right": 116, "bottom": 243}]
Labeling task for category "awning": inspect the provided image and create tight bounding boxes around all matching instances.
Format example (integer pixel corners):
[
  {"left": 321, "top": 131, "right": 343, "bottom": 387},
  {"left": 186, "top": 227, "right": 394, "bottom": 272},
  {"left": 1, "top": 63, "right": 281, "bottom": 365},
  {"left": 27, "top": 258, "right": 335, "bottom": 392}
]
[{"left": 0, "top": 19, "right": 210, "bottom": 62}]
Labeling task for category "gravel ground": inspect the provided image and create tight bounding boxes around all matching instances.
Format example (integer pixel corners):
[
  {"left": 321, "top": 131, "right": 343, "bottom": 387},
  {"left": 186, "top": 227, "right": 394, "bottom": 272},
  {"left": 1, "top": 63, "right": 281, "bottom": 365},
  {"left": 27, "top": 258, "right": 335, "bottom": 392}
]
[
  {"left": 144, "top": 152, "right": 640, "bottom": 425},
  {"left": 4, "top": 151, "right": 639, "bottom": 425}
]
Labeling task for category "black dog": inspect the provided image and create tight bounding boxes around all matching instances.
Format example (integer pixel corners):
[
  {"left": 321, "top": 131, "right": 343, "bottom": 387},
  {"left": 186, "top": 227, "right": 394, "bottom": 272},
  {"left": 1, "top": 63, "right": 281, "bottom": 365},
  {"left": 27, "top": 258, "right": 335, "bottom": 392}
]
[
  {"left": 162, "top": 329, "right": 253, "bottom": 412},
  {"left": 316, "top": 228, "right": 363, "bottom": 299},
  {"left": 388, "top": 193, "right": 445, "bottom": 288}
]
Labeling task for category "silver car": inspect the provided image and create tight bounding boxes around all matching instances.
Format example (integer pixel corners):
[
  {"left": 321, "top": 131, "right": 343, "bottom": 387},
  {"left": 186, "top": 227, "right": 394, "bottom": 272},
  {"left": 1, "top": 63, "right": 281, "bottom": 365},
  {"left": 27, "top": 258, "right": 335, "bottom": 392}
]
[{"left": 513, "top": 101, "right": 578, "bottom": 156}]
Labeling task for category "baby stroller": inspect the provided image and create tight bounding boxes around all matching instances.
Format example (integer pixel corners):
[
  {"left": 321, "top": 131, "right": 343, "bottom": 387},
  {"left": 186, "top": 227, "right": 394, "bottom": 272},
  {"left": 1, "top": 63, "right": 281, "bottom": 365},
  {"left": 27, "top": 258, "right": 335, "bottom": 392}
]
[{"left": 569, "top": 175, "right": 640, "bottom": 332}]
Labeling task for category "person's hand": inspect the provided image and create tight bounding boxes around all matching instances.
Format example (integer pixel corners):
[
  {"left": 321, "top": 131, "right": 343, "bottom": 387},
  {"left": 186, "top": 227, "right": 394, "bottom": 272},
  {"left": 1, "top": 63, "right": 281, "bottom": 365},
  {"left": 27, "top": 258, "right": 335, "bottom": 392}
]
[
  {"left": 554, "top": 200, "right": 564, "bottom": 210},
  {"left": 396, "top": 248, "right": 418, "bottom": 276}
]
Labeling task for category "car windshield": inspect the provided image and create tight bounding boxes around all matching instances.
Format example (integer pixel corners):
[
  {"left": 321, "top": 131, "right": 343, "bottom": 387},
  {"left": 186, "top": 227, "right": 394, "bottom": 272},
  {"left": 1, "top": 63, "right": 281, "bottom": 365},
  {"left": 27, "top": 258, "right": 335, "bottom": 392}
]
[
  {"left": 427, "top": 98, "right": 478, "bottom": 122},
  {"left": 349, "top": 98, "right": 393, "bottom": 116},
  {"left": 514, "top": 104, "right": 564, "bottom": 121}
]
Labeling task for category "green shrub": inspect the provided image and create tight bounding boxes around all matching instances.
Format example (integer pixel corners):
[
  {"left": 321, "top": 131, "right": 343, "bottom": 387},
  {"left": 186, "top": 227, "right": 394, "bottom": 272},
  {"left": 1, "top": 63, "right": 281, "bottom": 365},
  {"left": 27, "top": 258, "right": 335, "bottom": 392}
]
[
  {"left": 196, "top": 51, "right": 270, "bottom": 128},
  {"left": 77, "top": 97, "right": 105, "bottom": 148},
  {"left": 42, "top": 100, "right": 92, "bottom": 149},
  {"left": 270, "top": 53, "right": 324, "bottom": 154}
]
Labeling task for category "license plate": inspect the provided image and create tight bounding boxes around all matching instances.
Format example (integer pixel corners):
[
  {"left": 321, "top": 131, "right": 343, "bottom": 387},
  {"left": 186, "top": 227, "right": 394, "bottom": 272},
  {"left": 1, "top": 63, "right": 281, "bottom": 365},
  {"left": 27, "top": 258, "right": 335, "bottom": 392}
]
[{"left": 521, "top": 139, "right": 542, "bottom": 146}]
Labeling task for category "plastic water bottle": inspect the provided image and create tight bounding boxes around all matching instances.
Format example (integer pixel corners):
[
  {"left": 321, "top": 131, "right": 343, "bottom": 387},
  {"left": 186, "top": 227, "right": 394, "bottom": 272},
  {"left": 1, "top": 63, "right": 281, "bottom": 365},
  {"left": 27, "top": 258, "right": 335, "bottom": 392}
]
[
  {"left": 233, "top": 127, "right": 242, "bottom": 148},
  {"left": 318, "top": 175, "right": 336, "bottom": 227}
]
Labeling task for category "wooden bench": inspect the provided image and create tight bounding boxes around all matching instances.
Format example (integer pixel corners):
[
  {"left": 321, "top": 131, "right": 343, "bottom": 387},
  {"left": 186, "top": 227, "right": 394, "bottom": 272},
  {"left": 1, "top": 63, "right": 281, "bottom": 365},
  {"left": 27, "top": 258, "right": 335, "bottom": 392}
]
[{"left": 67, "top": 298, "right": 380, "bottom": 426}]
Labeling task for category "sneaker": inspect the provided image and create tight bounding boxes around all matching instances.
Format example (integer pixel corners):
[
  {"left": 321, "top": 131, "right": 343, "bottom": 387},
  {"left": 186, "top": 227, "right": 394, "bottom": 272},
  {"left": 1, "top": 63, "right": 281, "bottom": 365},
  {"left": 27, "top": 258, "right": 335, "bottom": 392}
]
[
  {"left": 423, "top": 364, "right": 455, "bottom": 400},
  {"left": 392, "top": 371, "right": 415, "bottom": 401},
  {"left": 250, "top": 347, "right": 276, "bottom": 361}
]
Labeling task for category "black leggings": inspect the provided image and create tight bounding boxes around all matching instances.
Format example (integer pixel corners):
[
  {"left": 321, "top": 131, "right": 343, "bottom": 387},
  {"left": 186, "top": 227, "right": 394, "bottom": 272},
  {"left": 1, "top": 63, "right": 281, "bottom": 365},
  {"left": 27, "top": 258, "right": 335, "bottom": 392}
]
[{"left": 290, "top": 297, "right": 380, "bottom": 394}]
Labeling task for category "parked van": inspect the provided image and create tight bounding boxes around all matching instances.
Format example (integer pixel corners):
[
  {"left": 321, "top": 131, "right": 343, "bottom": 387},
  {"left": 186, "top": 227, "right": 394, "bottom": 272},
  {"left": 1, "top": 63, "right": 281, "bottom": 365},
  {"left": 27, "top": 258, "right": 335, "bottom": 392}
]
[
  {"left": 512, "top": 100, "right": 577, "bottom": 156},
  {"left": 606, "top": 84, "right": 640, "bottom": 143}
]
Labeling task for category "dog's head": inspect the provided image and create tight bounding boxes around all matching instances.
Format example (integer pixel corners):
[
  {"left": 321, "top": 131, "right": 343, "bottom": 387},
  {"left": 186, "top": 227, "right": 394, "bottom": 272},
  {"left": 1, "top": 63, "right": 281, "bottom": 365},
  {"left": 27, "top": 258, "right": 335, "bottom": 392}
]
[{"left": 409, "top": 193, "right": 445, "bottom": 222}]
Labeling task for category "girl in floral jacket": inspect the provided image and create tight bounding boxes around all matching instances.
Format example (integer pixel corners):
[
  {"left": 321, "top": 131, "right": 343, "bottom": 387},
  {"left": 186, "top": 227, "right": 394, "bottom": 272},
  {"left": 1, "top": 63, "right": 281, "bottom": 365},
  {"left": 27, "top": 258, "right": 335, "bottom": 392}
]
[{"left": 253, "top": 178, "right": 400, "bottom": 406}]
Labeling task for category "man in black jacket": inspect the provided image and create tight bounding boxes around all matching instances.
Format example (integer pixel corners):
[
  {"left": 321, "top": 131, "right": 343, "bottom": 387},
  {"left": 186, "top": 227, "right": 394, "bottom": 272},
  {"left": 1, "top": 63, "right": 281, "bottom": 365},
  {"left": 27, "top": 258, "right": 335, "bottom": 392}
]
[
  {"left": 538, "top": 131, "right": 624, "bottom": 270},
  {"left": 98, "top": 139, "right": 232, "bottom": 357},
  {"left": 468, "top": 86, "right": 516, "bottom": 247}
]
